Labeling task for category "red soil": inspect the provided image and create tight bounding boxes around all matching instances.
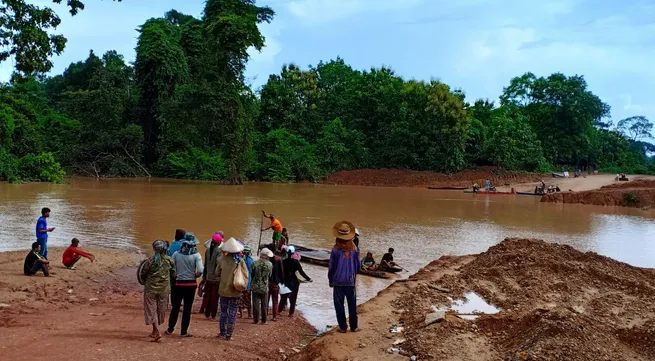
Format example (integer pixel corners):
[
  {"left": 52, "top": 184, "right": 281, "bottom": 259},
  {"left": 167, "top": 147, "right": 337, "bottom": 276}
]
[{"left": 542, "top": 179, "right": 655, "bottom": 207}]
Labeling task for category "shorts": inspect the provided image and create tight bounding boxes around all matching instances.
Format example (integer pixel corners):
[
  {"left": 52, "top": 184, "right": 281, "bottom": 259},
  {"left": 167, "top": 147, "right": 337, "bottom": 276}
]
[
  {"left": 144, "top": 292, "right": 169, "bottom": 325},
  {"left": 272, "top": 231, "right": 282, "bottom": 241}
]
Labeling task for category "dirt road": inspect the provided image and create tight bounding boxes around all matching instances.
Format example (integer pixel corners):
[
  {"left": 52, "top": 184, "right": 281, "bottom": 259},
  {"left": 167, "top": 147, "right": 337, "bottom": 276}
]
[{"left": 0, "top": 248, "right": 315, "bottom": 361}]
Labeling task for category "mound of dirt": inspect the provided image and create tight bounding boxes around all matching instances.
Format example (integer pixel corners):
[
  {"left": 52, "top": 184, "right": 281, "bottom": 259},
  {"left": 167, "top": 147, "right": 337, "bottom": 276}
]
[
  {"left": 292, "top": 238, "right": 655, "bottom": 361},
  {"left": 542, "top": 179, "right": 655, "bottom": 207},
  {"left": 397, "top": 238, "right": 655, "bottom": 361},
  {"left": 322, "top": 167, "right": 544, "bottom": 188}
]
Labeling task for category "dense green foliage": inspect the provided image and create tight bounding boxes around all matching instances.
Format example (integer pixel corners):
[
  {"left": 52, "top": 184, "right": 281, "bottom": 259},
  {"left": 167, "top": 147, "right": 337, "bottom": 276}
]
[{"left": 1, "top": 1, "right": 653, "bottom": 183}]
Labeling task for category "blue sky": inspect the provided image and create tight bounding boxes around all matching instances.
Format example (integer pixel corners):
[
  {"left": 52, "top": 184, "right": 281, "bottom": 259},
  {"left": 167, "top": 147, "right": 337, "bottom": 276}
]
[{"left": 2, "top": 0, "right": 654, "bottom": 124}]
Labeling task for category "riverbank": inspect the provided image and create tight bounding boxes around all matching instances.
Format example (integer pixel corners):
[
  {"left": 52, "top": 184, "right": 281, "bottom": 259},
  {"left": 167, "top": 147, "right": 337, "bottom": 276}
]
[
  {"left": 0, "top": 247, "right": 316, "bottom": 361},
  {"left": 542, "top": 178, "right": 655, "bottom": 208},
  {"left": 292, "top": 238, "right": 655, "bottom": 361}
]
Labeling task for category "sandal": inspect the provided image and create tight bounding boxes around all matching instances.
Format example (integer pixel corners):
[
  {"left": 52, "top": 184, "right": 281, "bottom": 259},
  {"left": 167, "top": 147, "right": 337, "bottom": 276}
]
[
  {"left": 181, "top": 333, "right": 192, "bottom": 338},
  {"left": 151, "top": 335, "right": 162, "bottom": 342}
]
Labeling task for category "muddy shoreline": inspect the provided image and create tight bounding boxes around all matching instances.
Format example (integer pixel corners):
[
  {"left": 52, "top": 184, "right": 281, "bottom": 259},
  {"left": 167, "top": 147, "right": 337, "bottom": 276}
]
[
  {"left": 292, "top": 238, "right": 655, "bottom": 361},
  {"left": 0, "top": 247, "right": 316, "bottom": 361}
]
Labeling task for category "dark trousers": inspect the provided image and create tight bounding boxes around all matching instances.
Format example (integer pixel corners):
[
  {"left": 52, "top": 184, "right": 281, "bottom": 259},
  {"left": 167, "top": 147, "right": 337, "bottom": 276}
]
[
  {"left": 333, "top": 286, "right": 358, "bottom": 331},
  {"left": 268, "top": 282, "right": 279, "bottom": 319},
  {"left": 167, "top": 284, "right": 197, "bottom": 335},
  {"left": 26, "top": 261, "right": 49, "bottom": 276},
  {"left": 203, "top": 281, "right": 220, "bottom": 319},
  {"left": 252, "top": 291, "right": 268, "bottom": 324},
  {"left": 279, "top": 283, "right": 300, "bottom": 316}
]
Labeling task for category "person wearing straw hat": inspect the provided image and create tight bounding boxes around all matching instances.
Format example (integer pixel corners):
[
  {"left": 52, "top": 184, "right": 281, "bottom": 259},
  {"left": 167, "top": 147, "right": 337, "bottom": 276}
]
[
  {"left": 201, "top": 232, "right": 224, "bottom": 319},
  {"left": 140, "top": 240, "right": 175, "bottom": 342},
  {"left": 166, "top": 233, "right": 203, "bottom": 337},
  {"left": 329, "top": 221, "right": 361, "bottom": 333},
  {"left": 251, "top": 248, "right": 273, "bottom": 324},
  {"left": 216, "top": 237, "right": 245, "bottom": 340}
]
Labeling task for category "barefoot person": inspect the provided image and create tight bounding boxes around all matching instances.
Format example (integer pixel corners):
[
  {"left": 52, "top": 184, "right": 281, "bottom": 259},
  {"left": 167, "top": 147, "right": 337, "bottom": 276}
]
[
  {"left": 261, "top": 211, "right": 284, "bottom": 250},
  {"left": 62, "top": 238, "right": 95, "bottom": 269},
  {"left": 251, "top": 248, "right": 273, "bottom": 324},
  {"left": 35, "top": 207, "right": 55, "bottom": 259},
  {"left": 140, "top": 240, "right": 175, "bottom": 342},
  {"left": 24, "top": 242, "right": 52, "bottom": 277},
  {"left": 167, "top": 233, "right": 203, "bottom": 337},
  {"left": 216, "top": 237, "right": 245, "bottom": 340},
  {"left": 279, "top": 246, "right": 312, "bottom": 317},
  {"left": 329, "top": 221, "right": 360, "bottom": 333}
]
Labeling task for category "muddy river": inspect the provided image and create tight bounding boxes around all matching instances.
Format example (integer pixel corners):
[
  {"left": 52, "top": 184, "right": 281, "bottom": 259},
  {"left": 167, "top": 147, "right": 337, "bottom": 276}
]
[{"left": 2, "top": 178, "right": 654, "bottom": 329}]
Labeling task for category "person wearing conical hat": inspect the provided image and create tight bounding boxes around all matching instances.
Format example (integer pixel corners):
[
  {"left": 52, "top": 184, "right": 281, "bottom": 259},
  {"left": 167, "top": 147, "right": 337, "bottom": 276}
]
[
  {"left": 215, "top": 237, "right": 245, "bottom": 340},
  {"left": 201, "top": 232, "right": 224, "bottom": 319},
  {"left": 329, "top": 221, "right": 361, "bottom": 333}
]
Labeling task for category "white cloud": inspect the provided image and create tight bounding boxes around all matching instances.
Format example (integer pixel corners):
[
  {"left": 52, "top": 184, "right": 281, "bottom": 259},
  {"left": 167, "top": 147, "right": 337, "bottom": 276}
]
[{"left": 248, "top": 22, "right": 283, "bottom": 65}]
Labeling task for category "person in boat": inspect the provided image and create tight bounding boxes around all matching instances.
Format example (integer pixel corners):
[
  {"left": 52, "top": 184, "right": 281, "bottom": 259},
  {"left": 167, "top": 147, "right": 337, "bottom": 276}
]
[
  {"left": 361, "top": 251, "right": 377, "bottom": 271},
  {"left": 261, "top": 211, "right": 284, "bottom": 250},
  {"left": 201, "top": 232, "right": 223, "bottom": 319},
  {"left": 328, "top": 221, "right": 361, "bottom": 333},
  {"left": 251, "top": 248, "right": 273, "bottom": 324},
  {"left": 485, "top": 179, "right": 496, "bottom": 192},
  {"left": 472, "top": 183, "right": 480, "bottom": 193},
  {"left": 167, "top": 233, "right": 203, "bottom": 337},
  {"left": 267, "top": 247, "right": 285, "bottom": 321},
  {"left": 24, "top": 242, "right": 52, "bottom": 277},
  {"left": 381, "top": 248, "right": 397, "bottom": 269},
  {"left": 279, "top": 246, "right": 312, "bottom": 317},
  {"left": 216, "top": 237, "right": 245, "bottom": 340},
  {"left": 281, "top": 228, "right": 289, "bottom": 248},
  {"left": 62, "top": 238, "right": 95, "bottom": 270},
  {"left": 238, "top": 245, "right": 255, "bottom": 319},
  {"left": 140, "top": 240, "right": 175, "bottom": 342},
  {"left": 536, "top": 180, "right": 546, "bottom": 194}
]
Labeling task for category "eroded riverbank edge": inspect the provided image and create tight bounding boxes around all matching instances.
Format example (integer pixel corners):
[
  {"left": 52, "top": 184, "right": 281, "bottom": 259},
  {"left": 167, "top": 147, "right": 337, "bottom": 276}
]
[
  {"left": 0, "top": 247, "right": 316, "bottom": 361},
  {"left": 291, "top": 238, "right": 655, "bottom": 361}
]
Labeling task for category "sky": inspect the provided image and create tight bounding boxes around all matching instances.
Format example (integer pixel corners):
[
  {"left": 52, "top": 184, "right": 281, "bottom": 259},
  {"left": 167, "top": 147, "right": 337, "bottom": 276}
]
[{"left": 1, "top": 0, "right": 654, "bottom": 125}]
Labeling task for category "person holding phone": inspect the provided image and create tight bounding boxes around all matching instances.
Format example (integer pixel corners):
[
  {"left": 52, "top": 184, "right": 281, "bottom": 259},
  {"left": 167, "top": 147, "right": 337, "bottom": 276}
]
[{"left": 36, "top": 207, "right": 55, "bottom": 259}]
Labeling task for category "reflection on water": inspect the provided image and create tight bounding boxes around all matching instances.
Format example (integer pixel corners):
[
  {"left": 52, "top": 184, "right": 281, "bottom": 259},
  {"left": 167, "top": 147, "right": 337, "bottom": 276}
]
[{"left": 1, "top": 178, "right": 655, "bottom": 329}]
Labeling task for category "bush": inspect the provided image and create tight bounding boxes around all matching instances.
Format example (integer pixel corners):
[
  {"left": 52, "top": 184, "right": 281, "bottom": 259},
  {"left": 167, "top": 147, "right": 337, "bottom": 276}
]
[
  {"left": 6, "top": 152, "right": 66, "bottom": 183},
  {"left": 163, "top": 148, "right": 227, "bottom": 180},
  {"left": 624, "top": 193, "right": 640, "bottom": 205}
]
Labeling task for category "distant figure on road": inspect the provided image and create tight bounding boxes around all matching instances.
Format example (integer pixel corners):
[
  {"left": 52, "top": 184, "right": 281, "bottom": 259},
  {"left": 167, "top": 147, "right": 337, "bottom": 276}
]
[{"left": 36, "top": 207, "right": 55, "bottom": 259}]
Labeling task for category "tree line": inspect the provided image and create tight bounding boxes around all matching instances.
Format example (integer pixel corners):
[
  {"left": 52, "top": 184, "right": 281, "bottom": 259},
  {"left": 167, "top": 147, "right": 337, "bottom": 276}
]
[{"left": 0, "top": 0, "right": 653, "bottom": 184}]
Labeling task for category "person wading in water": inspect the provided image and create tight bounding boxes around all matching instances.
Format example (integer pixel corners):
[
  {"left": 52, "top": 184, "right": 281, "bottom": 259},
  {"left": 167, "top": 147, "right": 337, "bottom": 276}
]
[
  {"left": 328, "top": 221, "right": 361, "bottom": 333},
  {"left": 140, "top": 240, "right": 175, "bottom": 342}
]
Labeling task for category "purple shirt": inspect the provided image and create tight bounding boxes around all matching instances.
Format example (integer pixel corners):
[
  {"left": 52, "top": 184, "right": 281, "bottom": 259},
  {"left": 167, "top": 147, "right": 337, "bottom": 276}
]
[{"left": 328, "top": 248, "right": 360, "bottom": 287}]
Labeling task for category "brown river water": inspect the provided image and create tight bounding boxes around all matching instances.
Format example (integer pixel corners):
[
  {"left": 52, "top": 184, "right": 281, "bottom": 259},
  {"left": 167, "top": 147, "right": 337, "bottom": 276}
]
[{"left": 2, "top": 177, "right": 655, "bottom": 329}]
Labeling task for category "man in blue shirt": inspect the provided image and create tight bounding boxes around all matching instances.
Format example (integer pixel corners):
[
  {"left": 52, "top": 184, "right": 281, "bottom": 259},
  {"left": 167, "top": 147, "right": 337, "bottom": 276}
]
[{"left": 36, "top": 207, "right": 55, "bottom": 259}]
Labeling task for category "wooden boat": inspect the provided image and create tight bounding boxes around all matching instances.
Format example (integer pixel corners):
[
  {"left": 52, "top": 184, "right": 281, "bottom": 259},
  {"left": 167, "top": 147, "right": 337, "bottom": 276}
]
[
  {"left": 291, "top": 244, "right": 390, "bottom": 279},
  {"left": 379, "top": 264, "right": 403, "bottom": 273},
  {"left": 463, "top": 190, "right": 515, "bottom": 195},
  {"left": 427, "top": 186, "right": 468, "bottom": 190},
  {"left": 516, "top": 192, "right": 544, "bottom": 197}
]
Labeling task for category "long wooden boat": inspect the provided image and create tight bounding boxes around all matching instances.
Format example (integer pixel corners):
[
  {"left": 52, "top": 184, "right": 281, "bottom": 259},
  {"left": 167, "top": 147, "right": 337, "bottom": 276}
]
[
  {"left": 291, "top": 244, "right": 391, "bottom": 279},
  {"left": 463, "top": 190, "right": 515, "bottom": 195},
  {"left": 427, "top": 186, "right": 468, "bottom": 190},
  {"left": 516, "top": 192, "right": 544, "bottom": 197},
  {"left": 379, "top": 264, "right": 403, "bottom": 273}
]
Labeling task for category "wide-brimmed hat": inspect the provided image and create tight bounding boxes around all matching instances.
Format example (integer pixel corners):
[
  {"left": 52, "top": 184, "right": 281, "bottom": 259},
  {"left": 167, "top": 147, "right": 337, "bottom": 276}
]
[
  {"left": 260, "top": 248, "right": 274, "bottom": 258},
  {"left": 332, "top": 221, "right": 356, "bottom": 241},
  {"left": 182, "top": 232, "right": 199, "bottom": 246},
  {"left": 221, "top": 237, "right": 244, "bottom": 253}
]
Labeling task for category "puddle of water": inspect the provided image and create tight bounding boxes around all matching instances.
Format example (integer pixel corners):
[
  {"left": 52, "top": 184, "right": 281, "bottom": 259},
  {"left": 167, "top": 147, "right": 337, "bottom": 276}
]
[{"left": 435, "top": 292, "right": 500, "bottom": 320}]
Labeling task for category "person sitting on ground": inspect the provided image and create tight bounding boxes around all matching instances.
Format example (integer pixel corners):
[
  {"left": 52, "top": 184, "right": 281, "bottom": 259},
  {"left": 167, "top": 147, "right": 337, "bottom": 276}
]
[
  {"left": 140, "top": 240, "right": 175, "bottom": 342},
  {"left": 167, "top": 229, "right": 186, "bottom": 256},
  {"left": 24, "top": 242, "right": 52, "bottom": 277},
  {"left": 381, "top": 248, "right": 397, "bottom": 269},
  {"left": 62, "top": 238, "right": 95, "bottom": 270},
  {"left": 361, "top": 251, "right": 377, "bottom": 271}
]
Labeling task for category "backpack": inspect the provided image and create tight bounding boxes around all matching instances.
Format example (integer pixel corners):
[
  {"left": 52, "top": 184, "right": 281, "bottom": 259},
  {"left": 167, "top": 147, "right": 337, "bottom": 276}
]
[{"left": 233, "top": 258, "right": 249, "bottom": 292}]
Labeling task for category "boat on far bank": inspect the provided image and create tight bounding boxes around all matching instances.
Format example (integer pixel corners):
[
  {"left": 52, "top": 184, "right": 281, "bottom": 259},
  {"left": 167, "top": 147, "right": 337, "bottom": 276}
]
[
  {"left": 427, "top": 186, "right": 468, "bottom": 190},
  {"left": 291, "top": 244, "right": 393, "bottom": 279},
  {"left": 516, "top": 192, "right": 545, "bottom": 197},
  {"left": 463, "top": 189, "right": 515, "bottom": 195}
]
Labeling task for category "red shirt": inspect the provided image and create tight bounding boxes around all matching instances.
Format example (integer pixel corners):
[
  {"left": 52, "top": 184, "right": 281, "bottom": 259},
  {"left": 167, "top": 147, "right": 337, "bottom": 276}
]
[{"left": 62, "top": 246, "right": 93, "bottom": 265}]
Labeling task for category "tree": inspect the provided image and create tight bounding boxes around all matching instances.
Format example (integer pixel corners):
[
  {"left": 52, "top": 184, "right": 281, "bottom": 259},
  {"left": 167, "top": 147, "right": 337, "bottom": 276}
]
[
  {"left": 0, "top": 0, "right": 121, "bottom": 75},
  {"left": 617, "top": 116, "right": 653, "bottom": 141}
]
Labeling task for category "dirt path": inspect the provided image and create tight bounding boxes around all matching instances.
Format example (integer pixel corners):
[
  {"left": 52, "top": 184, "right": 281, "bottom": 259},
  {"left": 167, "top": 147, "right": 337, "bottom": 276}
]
[
  {"left": 292, "top": 238, "right": 655, "bottom": 361},
  {"left": 0, "top": 248, "right": 315, "bottom": 361}
]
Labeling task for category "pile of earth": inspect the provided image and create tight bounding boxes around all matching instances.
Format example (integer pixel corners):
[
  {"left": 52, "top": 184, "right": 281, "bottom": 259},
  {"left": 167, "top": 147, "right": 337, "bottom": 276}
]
[
  {"left": 395, "top": 238, "right": 655, "bottom": 361},
  {"left": 322, "top": 167, "right": 544, "bottom": 188},
  {"left": 541, "top": 179, "right": 655, "bottom": 207}
]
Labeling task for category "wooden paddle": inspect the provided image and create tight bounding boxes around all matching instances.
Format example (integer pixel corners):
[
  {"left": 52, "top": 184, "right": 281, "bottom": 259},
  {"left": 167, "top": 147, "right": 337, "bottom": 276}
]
[{"left": 256, "top": 210, "right": 264, "bottom": 256}]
